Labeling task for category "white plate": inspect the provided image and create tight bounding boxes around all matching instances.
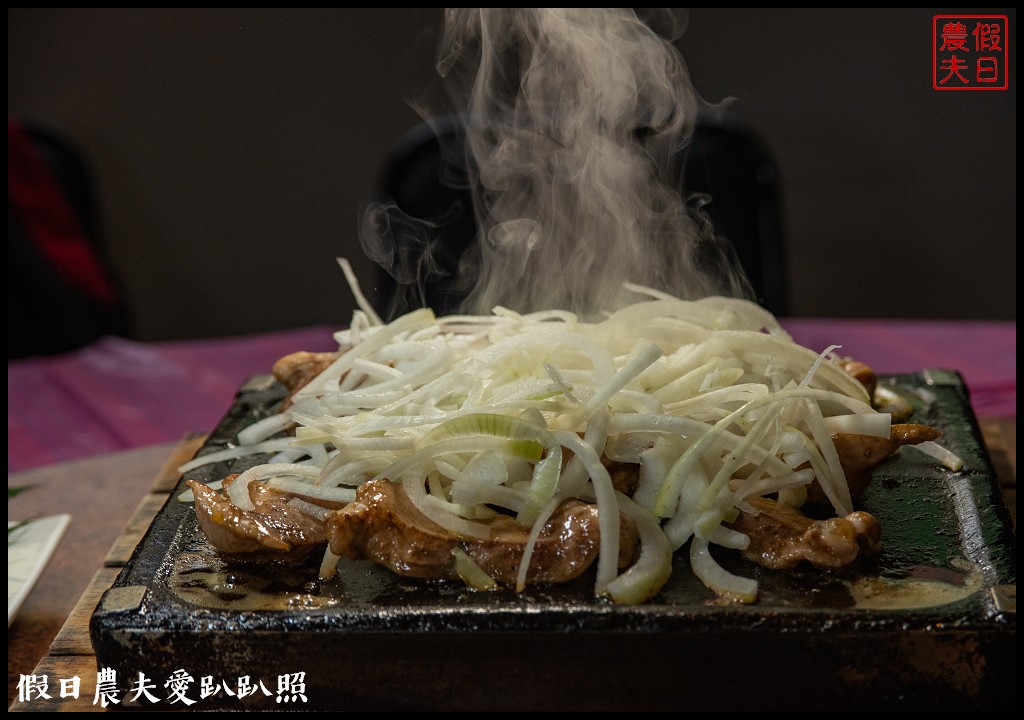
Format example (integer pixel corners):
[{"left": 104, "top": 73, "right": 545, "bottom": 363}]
[{"left": 8, "top": 513, "right": 71, "bottom": 627}]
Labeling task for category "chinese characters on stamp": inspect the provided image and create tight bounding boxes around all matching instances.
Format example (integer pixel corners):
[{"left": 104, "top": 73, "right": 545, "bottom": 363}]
[{"left": 934, "top": 15, "right": 1009, "bottom": 90}]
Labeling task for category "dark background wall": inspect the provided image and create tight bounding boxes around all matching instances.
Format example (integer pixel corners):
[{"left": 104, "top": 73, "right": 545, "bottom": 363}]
[{"left": 8, "top": 8, "right": 1016, "bottom": 342}]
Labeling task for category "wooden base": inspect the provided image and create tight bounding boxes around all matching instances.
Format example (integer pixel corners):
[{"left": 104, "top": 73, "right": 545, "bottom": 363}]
[{"left": 9, "top": 435, "right": 205, "bottom": 713}]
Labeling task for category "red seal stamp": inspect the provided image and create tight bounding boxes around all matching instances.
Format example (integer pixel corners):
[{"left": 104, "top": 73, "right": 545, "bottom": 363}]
[{"left": 934, "top": 15, "right": 1009, "bottom": 90}]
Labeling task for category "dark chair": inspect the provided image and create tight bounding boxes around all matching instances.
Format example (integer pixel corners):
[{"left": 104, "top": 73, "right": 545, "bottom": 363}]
[
  {"left": 369, "top": 110, "right": 786, "bottom": 319},
  {"left": 366, "top": 115, "right": 478, "bottom": 320},
  {"left": 679, "top": 110, "right": 787, "bottom": 316},
  {"left": 8, "top": 115, "right": 132, "bottom": 359}
]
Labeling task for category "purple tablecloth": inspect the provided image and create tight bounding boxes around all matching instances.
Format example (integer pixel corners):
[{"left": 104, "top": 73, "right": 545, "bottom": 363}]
[{"left": 7, "top": 320, "right": 1015, "bottom": 474}]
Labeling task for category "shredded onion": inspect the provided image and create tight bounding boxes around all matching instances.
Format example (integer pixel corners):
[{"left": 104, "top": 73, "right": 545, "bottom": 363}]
[
  {"left": 453, "top": 547, "right": 499, "bottom": 591},
  {"left": 190, "top": 266, "right": 962, "bottom": 605},
  {"left": 907, "top": 440, "right": 965, "bottom": 471}
]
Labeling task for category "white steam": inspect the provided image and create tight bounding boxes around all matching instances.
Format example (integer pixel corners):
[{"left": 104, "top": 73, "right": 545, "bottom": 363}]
[{"left": 365, "top": 8, "right": 753, "bottom": 319}]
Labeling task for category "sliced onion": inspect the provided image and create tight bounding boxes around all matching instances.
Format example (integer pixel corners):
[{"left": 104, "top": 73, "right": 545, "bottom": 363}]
[
  {"left": 227, "top": 464, "right": 320, "bottom": 511},
  {"left": 178, "top": 438, "right": 296, "bottom": 474},
  {"left": 237, "top": 412, "right": 295, "bottom": 446},
  {"left": 319, "top": 546, "right": 342, "bottom": 580},
  {"left": 453, "top": 547, "right": 499, "bottom": 591},
  {"left": 689, "top": 536, "right": 757, "bottom": 604},
  {"left": 824, "top": 412, "right": 892, "bottom": 438},
  {"left": 515, "top": 495, "right": 562, "bottom": 592},
  {"left": 293, "top": 307, "right": 437, "bottom": 400},
  {"left": 552, "top": 431, "right": 619, "bottom": 596},
  {"left": 401, "top": 475, "right": 491, "bottom": 540},
  {"left": 267, "top": 477, "right": 356, "bottom": 504},
  {"left": 907, "top": 440, "right": 965, "bottom": 471},
  {"left": 201, "top": 271, "right": 960, "bottom": 606},
  {"left": 604, "top": 492, "right": 672, "bottom": 605}
]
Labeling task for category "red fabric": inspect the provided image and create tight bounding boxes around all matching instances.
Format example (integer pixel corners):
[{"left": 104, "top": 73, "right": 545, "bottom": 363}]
[{"left": 7, "top": 115, "right": 118, "bottom": 307}]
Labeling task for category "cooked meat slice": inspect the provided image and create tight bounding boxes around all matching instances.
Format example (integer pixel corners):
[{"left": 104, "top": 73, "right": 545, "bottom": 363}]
[
  {"left": 889, "top": 422, "right": 943, "bottom": 445},
  {"left": 838, "top": 358, "right": 877, "bottom": 399},
  {"left": 468, "top": 499, "right": 640, "bottom": 585},
  {"left": 326, "top": 478, "right": 639, "bottom": 587},
  {"left": 272, "top": 351, "right": 341, "bottom": 393},
  {"left": 188, "top": 475, "right": 330, "bottom": 557},
  {"left": 604, "top": 458, "right": 640, "bottom": 497},
  {"left": 807, "top": 423, "right": 942, "bottom": 503},
  {"left": 727, "top": 496, "right": 882, "bottom": 570},
  {"left": 271, "top": 350, "right": 345, "bottom": 411}
]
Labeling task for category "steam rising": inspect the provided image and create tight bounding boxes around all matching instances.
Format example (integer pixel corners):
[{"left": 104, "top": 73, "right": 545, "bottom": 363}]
[{"left": 363, "top": 8, "right": 752, "bottom": 319}]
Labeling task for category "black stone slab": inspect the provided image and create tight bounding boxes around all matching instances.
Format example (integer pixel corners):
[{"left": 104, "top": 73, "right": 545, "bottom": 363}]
[{"left": 90, "top": 370, "right": 1016, "bottom": 711}]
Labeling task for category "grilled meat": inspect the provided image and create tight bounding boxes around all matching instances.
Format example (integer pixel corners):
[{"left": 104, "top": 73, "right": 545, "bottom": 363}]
[
  {"left": 727, "top": 496, "right": 882, "bottom": 570},
  {"left": 188, "top": 476, "right": 334, "bottom": 557},
  {"left": 325, "top": 478, "right": 639, "bottom": 586},
  {"left": 807, "top": 423, "right": 941, "bottom": 504}
]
